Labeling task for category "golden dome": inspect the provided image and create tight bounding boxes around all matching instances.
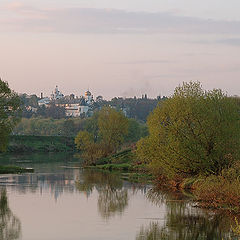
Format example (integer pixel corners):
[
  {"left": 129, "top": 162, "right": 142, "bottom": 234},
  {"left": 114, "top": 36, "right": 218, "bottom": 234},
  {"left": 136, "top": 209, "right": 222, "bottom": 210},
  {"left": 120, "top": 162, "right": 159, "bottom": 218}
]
[{"left": 85, "top": 90, "right": 91, "bottom": 96}]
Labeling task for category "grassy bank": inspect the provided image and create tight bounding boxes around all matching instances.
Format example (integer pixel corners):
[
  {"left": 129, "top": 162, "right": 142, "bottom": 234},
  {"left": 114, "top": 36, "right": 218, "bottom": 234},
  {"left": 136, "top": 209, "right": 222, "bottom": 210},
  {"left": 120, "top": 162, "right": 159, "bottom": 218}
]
[
  {"left": 85, "top": 149, "right": 153, "bottom": 183},
  {"left": 0, "top": 165, "right": 34, "bottom": 174},
  {"left": 8, "top": 135, "right": 75, "bottom": 153}
]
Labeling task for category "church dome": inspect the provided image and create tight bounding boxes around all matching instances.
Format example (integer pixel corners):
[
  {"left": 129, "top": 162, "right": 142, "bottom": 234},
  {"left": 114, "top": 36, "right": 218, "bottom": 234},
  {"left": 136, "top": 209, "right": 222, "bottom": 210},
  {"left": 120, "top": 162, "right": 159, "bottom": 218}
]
[{"left": 85, "top": 90, "right": 91, "bottom": 96}]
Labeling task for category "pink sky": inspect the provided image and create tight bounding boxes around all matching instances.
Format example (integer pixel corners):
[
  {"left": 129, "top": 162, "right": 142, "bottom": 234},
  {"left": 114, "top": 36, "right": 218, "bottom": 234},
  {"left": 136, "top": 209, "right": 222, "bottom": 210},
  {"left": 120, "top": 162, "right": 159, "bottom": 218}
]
[{"left": 0, "top": 1, "right": 240, "bottom": 99}]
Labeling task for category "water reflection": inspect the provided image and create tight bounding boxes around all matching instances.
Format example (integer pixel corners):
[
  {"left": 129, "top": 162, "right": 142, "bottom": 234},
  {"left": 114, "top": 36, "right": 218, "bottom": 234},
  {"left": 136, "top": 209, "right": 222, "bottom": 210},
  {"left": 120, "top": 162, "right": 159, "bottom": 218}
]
[
  {"left": 0, "top": 189, "right": 21, "bottom": 240},
  {"left": 0, "top": 155, "right": 237, "bottom": 239},
  {"left": 136, "top": 188, "right": 233, "bottom": 240},
  {"left": 76, "top": 170, "right": 129, "bottom": 219}
]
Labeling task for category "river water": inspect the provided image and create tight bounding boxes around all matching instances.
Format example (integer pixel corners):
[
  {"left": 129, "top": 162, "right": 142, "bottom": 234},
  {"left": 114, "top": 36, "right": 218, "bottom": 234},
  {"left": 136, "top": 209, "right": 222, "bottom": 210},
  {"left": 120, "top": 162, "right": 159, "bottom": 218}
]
[{"left": 0, "top": 153, "right": 237, "bottom": 240}]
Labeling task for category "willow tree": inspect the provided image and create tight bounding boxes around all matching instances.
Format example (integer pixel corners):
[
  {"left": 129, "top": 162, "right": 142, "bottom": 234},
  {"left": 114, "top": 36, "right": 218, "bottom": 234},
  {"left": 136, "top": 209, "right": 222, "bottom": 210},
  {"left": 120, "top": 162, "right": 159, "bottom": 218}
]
[
  {"left": 0, "top": 79, "right": 21, "bottom": 152},
  {"left": 137, "top": 81, "right": 240, "bottom": 177}
]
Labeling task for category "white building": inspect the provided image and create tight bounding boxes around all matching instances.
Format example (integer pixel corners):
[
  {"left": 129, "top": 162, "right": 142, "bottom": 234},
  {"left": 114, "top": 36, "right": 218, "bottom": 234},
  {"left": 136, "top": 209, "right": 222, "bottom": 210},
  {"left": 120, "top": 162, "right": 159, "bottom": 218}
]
[
  {"left": 38, "top": 97, "right": 50, "bottom": 107},
  {"left": 65, "top": 104, "right": 89, "bottom": 117},
  {"left": 51, "top": 86, "right": 64, "bottom": 100}
]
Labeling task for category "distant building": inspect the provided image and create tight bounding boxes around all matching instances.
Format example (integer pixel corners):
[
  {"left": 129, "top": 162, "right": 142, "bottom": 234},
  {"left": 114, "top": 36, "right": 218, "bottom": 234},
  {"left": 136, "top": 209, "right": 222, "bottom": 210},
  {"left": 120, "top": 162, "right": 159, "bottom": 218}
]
[
  {"left": 84, "top": 90, "right": 93, "bottom": 104},
  {"left": 38, "top": 97, "right": 50, "bottom": 107},
  {"left": 51, "top": 86, "right": 64, "bottom": 100},
  {"left": 37, "top": 86, "right": 94, "bottom": 117},
  {"left": 26, "top": 106, "right": 38, "bottom": 113},
  {"left": 65, "top": 103, "right": 89, "bottom": 117}
]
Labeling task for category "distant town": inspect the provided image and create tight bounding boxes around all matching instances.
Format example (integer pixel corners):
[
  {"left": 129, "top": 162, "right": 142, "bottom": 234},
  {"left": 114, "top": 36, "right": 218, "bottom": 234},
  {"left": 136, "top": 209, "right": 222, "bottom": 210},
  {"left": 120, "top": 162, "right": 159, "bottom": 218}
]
[
  {"left": 38, "top": 86, "right": 95, "bottom": 117},
  {"left": 20, "top": 85, "right": 166, "bottom": 121}
]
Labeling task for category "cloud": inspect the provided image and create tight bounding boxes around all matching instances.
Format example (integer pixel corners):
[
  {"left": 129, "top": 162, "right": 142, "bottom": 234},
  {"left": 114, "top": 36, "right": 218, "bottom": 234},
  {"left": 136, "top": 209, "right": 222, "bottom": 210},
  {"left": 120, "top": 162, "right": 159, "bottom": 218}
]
[
  {"left": 216, "top": 38, "right": 240, "bottom": 46},
  {"left": 190, "top": 38, "right": 240, "bottom": 47},
  {"left": 110, "top": 60, "right": 171, "bottom": 64},
  {"left": 1, "top": 5, "right": 240, "bottom": 35}
]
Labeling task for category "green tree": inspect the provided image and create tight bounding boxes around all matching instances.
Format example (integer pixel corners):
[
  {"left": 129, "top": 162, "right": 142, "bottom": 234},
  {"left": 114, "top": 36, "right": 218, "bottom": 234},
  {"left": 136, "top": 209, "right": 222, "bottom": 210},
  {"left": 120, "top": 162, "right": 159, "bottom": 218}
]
[
  {"left": 0, "top": 79, "right": 21, "bottom": 152},
  {"left": 75, "top": 131, "right": 93, "bottom": 151},
  {"left": 75, "top": 131, "right": 103, "bottom": 165},
  {"left": 124, "top": 119, "right": 148, "bottom": 143},
  {"left": 98, "top": 107, "right": 129, "bottom": 154},
  {"left": 84, "top": 112, "right": 99, "bottom": 142},
  {"left": 62, "top": 119, "right": 75, "bottom": 136},
  {"left": 137, "top": 81, "right": 240, "bottom": 178},
  {"left": 45, "top": 103, "right": 66, "bottom": 119},
  {"left": 75, "top": 107, "right": 129, "bottom": 164}
]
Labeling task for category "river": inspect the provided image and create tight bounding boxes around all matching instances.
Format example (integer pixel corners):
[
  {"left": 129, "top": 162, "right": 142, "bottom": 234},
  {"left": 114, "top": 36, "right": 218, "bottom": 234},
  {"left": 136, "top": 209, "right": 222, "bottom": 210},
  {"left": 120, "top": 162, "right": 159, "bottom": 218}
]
[{"left": 0, "top": 153, "right": 237, "bottom": 240}]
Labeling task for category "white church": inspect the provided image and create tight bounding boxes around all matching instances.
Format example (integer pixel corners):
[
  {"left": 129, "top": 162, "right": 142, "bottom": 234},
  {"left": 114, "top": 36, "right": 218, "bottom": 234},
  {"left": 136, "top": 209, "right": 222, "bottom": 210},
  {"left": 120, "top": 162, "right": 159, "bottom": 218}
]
[{"left": 38, "top": 86, "right": 94, "bottom": 117}]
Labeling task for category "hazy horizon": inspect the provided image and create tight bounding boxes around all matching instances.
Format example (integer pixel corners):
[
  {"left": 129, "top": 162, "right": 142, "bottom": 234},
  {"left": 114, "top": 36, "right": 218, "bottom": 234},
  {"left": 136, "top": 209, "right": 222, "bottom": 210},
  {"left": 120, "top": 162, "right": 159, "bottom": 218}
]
[{"left": 1, "top": 0, "right": 240, "bottom": 99}]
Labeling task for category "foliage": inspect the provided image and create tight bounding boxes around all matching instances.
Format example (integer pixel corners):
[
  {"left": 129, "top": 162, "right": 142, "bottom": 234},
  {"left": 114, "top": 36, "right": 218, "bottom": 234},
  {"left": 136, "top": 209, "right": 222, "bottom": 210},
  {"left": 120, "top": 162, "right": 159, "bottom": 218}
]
[
  {"left": 75, "top": 107, "right": 129, "bottom": 165},
  {"left": 137, "top": 81, "right": 240, "bottom": 178},
  {"left": 0, "top": 79, "right": 21, "bottom": 152},
  {"left": 75, "top": 131, "right": 104, "bottom": 165},
  {"left": 232, "top": 218, "right": 240, "bottom": 239},
  {"left": 0, "top": 165, "right": 34, "bottom": 174},
  {"left": 93, "top": 163, "right": 132, "bottom": 171},
  {"left": 84, "top": 111, "right": 99, "bottom": 142},
  {"left": 193, "top": 161, "right": 240, "bottom": 212},
  {"left": 44, "top": 103, "right": 66, "bottom": 119},
  {"left": 14, "top": 117, "right": 86, "bottom": 136},
  {"left": 8, "top": 135, "right": 75, "bottom": 152},
  {"left": 19, "top": 94, "right": 38, "bottom": 108},
  {"left": 62, "top": 119, "right": 75, "bottom": 137},
  {"left": 100, "top": 96, "right": 163, "bottom": 122},
  {"left": 98, "top": 107, "right": 129, "bottom": 153},
  {"left": 124, "top": 118, "right": 148, "bottom": 143}
]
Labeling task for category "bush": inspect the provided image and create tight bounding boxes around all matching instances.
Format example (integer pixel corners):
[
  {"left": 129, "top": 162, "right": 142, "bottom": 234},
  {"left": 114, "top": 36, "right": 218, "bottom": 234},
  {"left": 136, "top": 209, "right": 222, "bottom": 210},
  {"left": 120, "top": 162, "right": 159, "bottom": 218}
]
[{"left": 193, "top": 170, "right": 240, "bottom": 211}]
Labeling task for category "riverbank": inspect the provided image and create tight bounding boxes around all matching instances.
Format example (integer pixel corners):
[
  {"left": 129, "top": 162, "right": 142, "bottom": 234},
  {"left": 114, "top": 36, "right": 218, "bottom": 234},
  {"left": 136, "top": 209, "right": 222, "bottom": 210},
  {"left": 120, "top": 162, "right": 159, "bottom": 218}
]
[
  {"left": 154, "top": 170, "right": 240, "bottom": 213},
  {"left": 85, "top": 148, "right": 240, "bottom": 213},
  {"left": 85, "top": 149, "right": 153, "bottom": 183},
  {"left": 8, "top": 135, "right": 75, "bottom": 153}
]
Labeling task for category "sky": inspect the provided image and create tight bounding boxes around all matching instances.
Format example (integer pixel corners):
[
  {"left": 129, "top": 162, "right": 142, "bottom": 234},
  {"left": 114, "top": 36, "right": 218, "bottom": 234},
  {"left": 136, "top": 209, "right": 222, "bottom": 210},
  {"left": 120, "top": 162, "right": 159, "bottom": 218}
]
[{"left": 0, "top": 0, "right": 240, "bottom": 99}]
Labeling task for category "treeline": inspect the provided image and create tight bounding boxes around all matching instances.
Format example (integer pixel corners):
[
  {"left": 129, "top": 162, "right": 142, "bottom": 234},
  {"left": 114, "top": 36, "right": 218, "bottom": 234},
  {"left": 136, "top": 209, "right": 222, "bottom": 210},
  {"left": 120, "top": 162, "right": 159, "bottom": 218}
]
[
  {"left": 21, "top": 94, "right": 165, "bottom": 122},
  {"left": 13, "top": 111, "right": 148, "bottom": 146},
  {"left": 14, "top": 118, "right": 86, "bottom": 136},
  {"left": 8, "top": 135, "right": 75, "bottom": 152},
  {"left": 92, "top": 96, "right": 165, "bottom": 122}
]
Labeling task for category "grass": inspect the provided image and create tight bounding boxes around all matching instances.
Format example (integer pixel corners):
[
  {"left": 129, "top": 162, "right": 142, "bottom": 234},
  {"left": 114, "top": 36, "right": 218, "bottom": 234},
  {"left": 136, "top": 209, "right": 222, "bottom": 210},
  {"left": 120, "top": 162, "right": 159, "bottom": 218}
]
[
  {"left": 86, "top": 149, "right": 152, "bottom": 183},
  {"left": 121, "top": 172, "right": 153, "bottom": 183},
  {"left": 8, "top": 135, "right": 75, "bottom": 153},
  {"left": 0, "top": 165, "right": 34, "bottom": 174}
]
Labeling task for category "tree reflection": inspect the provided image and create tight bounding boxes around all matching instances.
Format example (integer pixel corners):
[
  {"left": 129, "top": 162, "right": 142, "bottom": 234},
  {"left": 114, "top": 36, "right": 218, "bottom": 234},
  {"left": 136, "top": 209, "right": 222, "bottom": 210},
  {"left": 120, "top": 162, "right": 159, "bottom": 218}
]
[
  {"left": 0, "top": 189, "right": 21, "bottom": 240},
  {"left": 98, "top": 187, "right": 128, "bottom": 219},
  {"left": 136, "top": 188, "right": 233, "bottom": 240},
  {"left": 76, "top": 170, "right": 129, "bottom": 219}
]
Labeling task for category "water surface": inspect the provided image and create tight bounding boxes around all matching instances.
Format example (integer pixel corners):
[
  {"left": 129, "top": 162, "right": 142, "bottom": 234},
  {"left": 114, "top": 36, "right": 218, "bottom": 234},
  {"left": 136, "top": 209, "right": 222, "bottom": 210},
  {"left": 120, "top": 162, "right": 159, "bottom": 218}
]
[{"left": 0, "top": 153, "right": 236, "bottom": 240}]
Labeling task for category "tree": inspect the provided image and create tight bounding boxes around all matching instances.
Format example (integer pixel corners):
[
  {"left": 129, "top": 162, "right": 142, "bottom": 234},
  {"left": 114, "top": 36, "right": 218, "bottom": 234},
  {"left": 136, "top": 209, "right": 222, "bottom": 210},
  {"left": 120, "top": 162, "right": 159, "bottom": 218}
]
[
  {"left": 84, "top": 112, "right": 99, "bottom": 142},
  {"left": 137, "top": 81, "right": 240, "bottom": 177},
  {"left": 0, "top": 79, "right": 21, "bottom": 152},
  {"left": 45, "top": 103, "right": 66, "bottom": 119},
  {"left": 75, "top": 131, "right": 103, "bottom": 165},
  {"left": 98, "top": 107, "right": 129, "bottom": 154},
  {"left": 75, "top": 107, "right": 129, "bottom": 164},
  {"left": 124, "top": 118, "right": 147, "bottom": 143},
  {"left": 62, "top": 119, "right": 75, "bottom": 137}
]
